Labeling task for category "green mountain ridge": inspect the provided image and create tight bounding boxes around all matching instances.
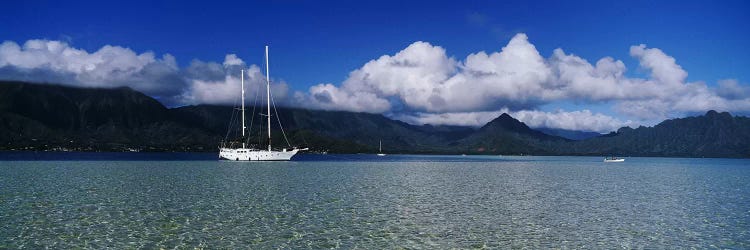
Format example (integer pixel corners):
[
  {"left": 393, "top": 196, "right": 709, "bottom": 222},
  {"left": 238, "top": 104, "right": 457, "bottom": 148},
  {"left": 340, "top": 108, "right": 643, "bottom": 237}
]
[
  {"left": 1, "top": 81, "right": 749, "bottom": 157},
  {"left": 564, "top": 110, "right": 750, "bottom": 157},
  {"left": 536, "top": 127, "right": 601, "bottom": 140}
]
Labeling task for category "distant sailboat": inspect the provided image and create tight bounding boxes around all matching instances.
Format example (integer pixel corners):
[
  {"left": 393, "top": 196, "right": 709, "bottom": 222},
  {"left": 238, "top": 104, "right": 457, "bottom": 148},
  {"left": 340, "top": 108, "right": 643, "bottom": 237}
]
[
  {"left": 219, "top": 46, "right": 307, "bottom": 161},
  {"left": 604, "top": 156, "right": 625, "bottom": 163},
  {"left": 377, "top": 140, "right": 386, "bottom": 156}
]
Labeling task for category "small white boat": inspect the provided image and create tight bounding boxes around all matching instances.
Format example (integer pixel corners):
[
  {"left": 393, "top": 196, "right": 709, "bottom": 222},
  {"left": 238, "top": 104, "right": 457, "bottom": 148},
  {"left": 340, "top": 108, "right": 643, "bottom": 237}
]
[
  {"left": 377, "top": 140, "right": 386, "bottom": 156},
  {"left": 604, "top": 157, "right": 625, "bottom": 163}
]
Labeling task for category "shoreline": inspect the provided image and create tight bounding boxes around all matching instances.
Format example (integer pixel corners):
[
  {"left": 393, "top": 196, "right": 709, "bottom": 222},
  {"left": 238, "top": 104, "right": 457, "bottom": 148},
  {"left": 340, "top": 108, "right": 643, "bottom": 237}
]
[{"left": 1, "top": 150, "right": 747, "bottom": 160}]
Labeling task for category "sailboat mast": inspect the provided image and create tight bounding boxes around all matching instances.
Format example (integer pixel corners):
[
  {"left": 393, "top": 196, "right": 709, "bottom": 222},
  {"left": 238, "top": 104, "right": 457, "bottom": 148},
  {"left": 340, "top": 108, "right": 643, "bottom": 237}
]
[
  {"left": 265, "top": 46, "right": 272, "bottom": 151},
  {"left": 241, "top": 69, "right": 245, "bottom": 148}
]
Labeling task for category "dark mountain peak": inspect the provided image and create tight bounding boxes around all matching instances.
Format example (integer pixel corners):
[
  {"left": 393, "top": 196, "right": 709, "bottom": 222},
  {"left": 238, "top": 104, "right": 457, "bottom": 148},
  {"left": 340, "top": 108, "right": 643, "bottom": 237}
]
[
  {"left": 498, "top": 113, "right": 514, "bottom": 120},
  {"left": 492, "top": 113, "right": 521, "bottom": 124},
  {"left": 616, "top": 126, "right": 634, "bottom": 134},
  {"left": 461, "top": 113, "right": 569, "bottom": 155},
  {"left": 482, "top": 113, "right": 530, "bottom": 132},
  {"left": 479, "top": 113, "right": 568, "bottom": 142},
  {"left": 704, "top": 110, "right": 732, "bottom": 120}
]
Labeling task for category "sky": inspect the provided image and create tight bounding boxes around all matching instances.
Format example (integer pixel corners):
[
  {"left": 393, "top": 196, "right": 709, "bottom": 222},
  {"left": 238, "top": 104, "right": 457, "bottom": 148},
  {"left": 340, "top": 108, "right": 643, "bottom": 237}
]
[{"left": 1, "top": 0, "right": 749, "bottom": 133}]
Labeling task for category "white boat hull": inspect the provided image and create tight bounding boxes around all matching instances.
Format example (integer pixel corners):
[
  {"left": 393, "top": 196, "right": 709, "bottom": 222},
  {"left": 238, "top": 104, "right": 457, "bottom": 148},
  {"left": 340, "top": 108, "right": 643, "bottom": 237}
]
[
  {"left": 604, "top": 158, "right": 625, "bottom": 162},
  {"left": 219, "top": 148, "right": 302, "bottom": 161}
]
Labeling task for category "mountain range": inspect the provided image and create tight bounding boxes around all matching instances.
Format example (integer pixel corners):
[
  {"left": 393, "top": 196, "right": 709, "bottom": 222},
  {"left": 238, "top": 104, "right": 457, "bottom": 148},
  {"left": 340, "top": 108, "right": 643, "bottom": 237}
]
[{"left": 1, "top": 81, "right": 748, "bottom": 158}]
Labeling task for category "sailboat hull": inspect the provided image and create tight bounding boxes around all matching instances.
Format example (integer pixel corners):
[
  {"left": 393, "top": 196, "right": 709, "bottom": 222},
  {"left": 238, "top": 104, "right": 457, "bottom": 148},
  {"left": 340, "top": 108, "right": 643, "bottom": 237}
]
[
  {"left": 220, "top": 47, "right": 305, "bottom": 162},
  {"left": 219, "top": 148, "right": 301, "bottom": 161}
]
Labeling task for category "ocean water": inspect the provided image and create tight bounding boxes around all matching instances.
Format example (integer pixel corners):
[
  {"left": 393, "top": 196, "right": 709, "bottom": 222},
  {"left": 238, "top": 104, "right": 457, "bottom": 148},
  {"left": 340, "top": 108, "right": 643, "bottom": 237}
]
[{"left": 1, "top": 153, "right": 748, "bottom": 248}]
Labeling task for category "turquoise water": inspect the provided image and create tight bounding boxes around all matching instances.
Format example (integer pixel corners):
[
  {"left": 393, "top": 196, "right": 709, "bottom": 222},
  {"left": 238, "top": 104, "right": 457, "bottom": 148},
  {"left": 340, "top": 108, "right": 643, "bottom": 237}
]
[{"left": 1, "top": 154, "right": 749, "bottom": 248}]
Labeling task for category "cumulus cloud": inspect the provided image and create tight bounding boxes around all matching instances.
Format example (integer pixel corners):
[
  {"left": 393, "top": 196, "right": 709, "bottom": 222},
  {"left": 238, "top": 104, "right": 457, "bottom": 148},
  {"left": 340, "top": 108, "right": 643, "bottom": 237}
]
[
  {"left": 297, "top": 33, "right": 750, "bottom": 129},
  {"left": 2, "top": 36, "right": 748, "bottom": 132},
  {"left": 0, "top": 39, "right": 290, "bottom": 106},
  {"left": 393, "top": 110, "right": 506, "bottom": 127},
  {"left": 302, "top": 34, "right": 554, "bottom": 113},
  {"left": 184, "top": 59, "right": 225, "bottom": 82},
  {"left": 297, "top": 34, "right": 581, "bottom": 113},
  {"left": 511, "top": 109, "right": 635, "bottom": 133},
  {"left": 340, "top": 41, "right": 459, "bottom": 112},
  {"left": 629, "top": 44, "right": 687, "bottom": 85},
  {"left": 222, "top": 54, "right": 245, "bottom": 67},
  {"left": 395, "top": 109, "right": 633, "bottom": 133},
  {"left": 181, "top": 63, "right": 289, "bottom": 105},
  {"left": 716, "top": 79, "right": 750, "bottom": 100},
  {"left": 0, "top": 39, "right": 184, "bottom": 97},
  {"left": 294, "top": 83, "right": 390, "bottom": 113}
]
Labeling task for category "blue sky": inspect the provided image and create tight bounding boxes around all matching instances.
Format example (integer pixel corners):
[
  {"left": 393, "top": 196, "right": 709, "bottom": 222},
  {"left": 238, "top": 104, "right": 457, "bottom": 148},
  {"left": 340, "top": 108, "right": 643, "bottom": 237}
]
[{"left": 1, "top": 0, "right": 749, "bottom": 132}]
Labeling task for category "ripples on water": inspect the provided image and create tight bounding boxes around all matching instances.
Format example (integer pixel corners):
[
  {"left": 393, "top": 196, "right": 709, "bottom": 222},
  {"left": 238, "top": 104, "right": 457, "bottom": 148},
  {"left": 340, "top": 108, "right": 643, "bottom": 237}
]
[{"left": 1, "top": 154, "right": 749, "bottom": 248}]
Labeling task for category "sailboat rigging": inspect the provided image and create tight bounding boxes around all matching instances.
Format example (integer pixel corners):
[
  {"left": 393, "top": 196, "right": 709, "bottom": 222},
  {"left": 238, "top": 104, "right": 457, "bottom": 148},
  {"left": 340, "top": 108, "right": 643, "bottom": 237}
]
[{"left": 219, "top": 46, "right": 307, "bottom": 161}]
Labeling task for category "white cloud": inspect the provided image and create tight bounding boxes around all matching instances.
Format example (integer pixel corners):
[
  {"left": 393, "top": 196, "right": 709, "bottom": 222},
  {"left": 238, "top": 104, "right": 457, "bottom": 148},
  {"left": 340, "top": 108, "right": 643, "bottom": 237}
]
[
  {"left": 339, "top": 41, "right": 459, "bottom": 112},
  {"left": 716, "top": 79, "right": 750, "bottom": 100},
  {"left": 629, "top": 44, "right": 687, "bottom": 85},
  {"left": 2, "top": 36, "right": 748, "bottom": 131},
  {"left": 222, "top": 54, "right": 244, "bottom": 67},
  {"left": 294, "top": 83, "right": 391, "bottom": 113},
  {"left": 511, "top": 109, "right": 635, "bottom": 133},
  {"left": 549, "top": 45, "right": 750, "bottom": 118},
  {"left": 303, "top": 34, "right": 554, "bottom": 113},
  {"left": 441, "top": 33, "right": 556, "bottom": 110},
  {"left": 395, "top": 109, "right": 633, "bottom": 133},
  {"left": 0, "top": 39, "right": 290, "bottom": 106},
  {"left": 181, "top": 63, "right": 289, "bottom": 105},
  {"left": 549, "top": 49, "right": 630, "bottom": 101},
  {"left": 0, "top": 39, "right": 183, "bottom": 97},
  {"left": 393, "top": 110, "right": 506, "bottom": 127},
  {"left": 297, "top": 33, "right": 750, "bottom": 124}
]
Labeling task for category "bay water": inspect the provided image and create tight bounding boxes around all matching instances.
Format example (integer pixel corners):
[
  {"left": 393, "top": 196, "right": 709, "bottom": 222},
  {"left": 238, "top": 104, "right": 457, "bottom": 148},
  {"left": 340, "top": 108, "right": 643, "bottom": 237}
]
[{"left": 1, "top": 154, "right": 748, "bottom": 248}]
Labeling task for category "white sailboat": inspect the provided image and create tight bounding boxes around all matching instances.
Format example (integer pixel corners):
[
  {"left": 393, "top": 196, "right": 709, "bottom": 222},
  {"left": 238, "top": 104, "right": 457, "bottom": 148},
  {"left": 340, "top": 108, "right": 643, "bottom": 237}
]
[
  {"left": 219, "top": 46, "right": 307, "bottom": 161},
  {"left": 377, "top": 140, "right": 386, "bottom": 156}
]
